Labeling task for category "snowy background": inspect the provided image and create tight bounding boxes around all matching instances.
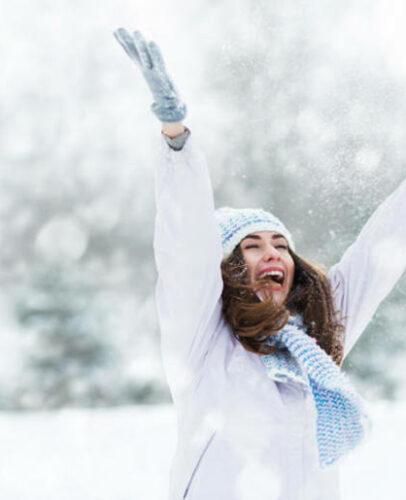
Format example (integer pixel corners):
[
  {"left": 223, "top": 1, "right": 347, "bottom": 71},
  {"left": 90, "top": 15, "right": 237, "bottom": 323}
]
[
  {"left": 0, "top": 402, "right": 405, "bottom": 499},
  {"left": 1, "top": 0, "right": 406, "bottom": 497}
]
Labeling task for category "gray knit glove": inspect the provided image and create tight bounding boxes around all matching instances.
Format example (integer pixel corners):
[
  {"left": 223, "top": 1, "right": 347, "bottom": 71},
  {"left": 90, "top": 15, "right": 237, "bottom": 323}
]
[{"left": 113, "top": 28, "right": 187, "bottom": 123}]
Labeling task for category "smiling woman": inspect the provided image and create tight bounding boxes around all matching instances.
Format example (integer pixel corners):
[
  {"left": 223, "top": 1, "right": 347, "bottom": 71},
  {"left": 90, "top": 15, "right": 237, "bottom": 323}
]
[
  {"left": 114, "top": 27, "right": 406, "bottom": 500},
  {"left": 240, "top": 232, "right": 295, "bottom": 304},
  {"left": 220, "top": 227, "right": 344, "bottom": 363}
]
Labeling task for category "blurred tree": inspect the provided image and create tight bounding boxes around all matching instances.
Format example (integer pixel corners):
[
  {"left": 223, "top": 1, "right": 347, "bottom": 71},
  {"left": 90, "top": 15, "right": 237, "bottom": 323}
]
[
  {"left": 203, "top": 0, "right": 406, "bottom": 399},
  {"left": 10, "top": 262, "right": 170, "bottom": 409},
  {"left": 14, "top": 263, "right": 117, "bottom": 408},
  {"left": 1, "top": 0, "right": 406, "bottom": 406},
  {"left": 0, "top": 1, "right": 164, "bottom": 407}
]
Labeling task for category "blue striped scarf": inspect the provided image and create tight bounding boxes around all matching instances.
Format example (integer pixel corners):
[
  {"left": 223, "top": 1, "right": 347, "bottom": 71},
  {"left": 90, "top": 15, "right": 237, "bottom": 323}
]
[{"left": 261, "top": 314, "right": 370, "bottom": 468}]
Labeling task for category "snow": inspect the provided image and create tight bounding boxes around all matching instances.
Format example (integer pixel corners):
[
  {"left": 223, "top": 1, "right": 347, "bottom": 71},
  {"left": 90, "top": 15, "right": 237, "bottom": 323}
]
[
  {"left": 35, "top": 216, "right": 88, "bottom": 262},
  {"left": 0, "top": 401, "right": 404, "bottom": 500},
  {"left": 0, "top": 2, "right": 405, "bottom": 496}
]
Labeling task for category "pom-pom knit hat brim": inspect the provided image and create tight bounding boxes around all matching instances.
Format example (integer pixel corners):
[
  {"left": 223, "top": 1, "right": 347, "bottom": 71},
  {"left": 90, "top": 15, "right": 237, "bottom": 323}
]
[{"left": 215, "top": 207, "right": 295, "bottom": 259}]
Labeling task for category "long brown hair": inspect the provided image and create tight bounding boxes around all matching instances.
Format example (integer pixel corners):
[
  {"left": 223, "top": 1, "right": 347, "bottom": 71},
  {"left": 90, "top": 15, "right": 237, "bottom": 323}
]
[{"left": 221, "top": 244, "right": 345, "bottom": 366}]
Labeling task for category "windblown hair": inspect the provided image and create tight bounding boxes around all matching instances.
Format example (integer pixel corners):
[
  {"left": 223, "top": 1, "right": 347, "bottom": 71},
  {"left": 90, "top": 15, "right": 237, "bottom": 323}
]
[{"left": 221, "top": 244, "right": 345, "bottom": 366}]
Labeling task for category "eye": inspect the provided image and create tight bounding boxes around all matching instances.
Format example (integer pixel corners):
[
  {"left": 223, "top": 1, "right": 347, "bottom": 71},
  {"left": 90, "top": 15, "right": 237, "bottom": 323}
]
[
  {"left": 276, "top": 244, "right": 288, "bottom": 250},
  {"left": 245, "top": 244, "right": 259, "bottom": 249}
]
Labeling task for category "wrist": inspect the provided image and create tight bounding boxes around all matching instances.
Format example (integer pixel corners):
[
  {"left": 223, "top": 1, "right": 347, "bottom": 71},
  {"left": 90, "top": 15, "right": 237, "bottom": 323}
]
[{"left": 161, "top": 122, "right": 186, "bottom": 138}]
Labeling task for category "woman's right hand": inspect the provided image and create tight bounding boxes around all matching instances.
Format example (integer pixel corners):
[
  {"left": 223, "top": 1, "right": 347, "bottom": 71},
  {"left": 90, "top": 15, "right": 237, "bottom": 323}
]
[{"left": 113, "top": 28, "right": 187, "bottom": 123}]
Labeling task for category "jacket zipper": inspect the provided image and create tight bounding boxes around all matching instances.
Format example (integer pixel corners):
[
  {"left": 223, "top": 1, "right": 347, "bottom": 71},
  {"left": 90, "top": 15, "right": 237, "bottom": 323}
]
[{"left": 183, "top": 431, "right": 216, "bottom": 499}]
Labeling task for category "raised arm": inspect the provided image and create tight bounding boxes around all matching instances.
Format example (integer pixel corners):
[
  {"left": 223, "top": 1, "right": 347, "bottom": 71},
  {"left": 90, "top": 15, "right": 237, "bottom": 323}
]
[
  {"left": 328, "top": 176, "right": 406, "bottom": 361},
  {"left": 114, "top": 29, "right": 224, "bottom": 400}
]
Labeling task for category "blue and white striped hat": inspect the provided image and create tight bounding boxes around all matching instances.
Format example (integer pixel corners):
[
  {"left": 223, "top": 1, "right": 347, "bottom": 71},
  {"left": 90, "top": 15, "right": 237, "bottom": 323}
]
[{"left": 215, "top": 207, "right": 295, "bottom": 259}]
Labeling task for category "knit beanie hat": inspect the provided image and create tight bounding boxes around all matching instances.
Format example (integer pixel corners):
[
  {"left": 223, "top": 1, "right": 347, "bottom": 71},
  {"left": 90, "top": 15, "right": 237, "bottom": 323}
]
[{"left": 215, "top": 207, "right": 295, "bottom": 259}]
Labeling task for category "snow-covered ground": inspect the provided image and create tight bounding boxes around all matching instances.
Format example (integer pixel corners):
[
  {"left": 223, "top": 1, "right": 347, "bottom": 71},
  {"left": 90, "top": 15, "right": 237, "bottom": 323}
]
[{"left": 0, "top": 401, "right": 404, "bottom": 500}]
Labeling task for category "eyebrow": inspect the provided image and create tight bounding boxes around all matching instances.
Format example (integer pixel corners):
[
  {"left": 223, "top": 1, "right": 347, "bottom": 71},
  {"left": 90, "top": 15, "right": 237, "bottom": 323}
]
[{"left": 242, "top": 234, "right": 287, "bottom": 242}]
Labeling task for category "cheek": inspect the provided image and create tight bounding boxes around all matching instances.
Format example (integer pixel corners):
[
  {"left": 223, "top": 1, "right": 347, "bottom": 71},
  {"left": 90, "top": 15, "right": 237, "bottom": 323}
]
[{"left": 286, "top": 260, "right": 295, "bottom": 288}]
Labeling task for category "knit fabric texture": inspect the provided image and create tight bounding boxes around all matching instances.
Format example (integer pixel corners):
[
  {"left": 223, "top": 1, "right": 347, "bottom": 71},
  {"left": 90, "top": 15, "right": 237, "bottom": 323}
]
[
  {"left": 261, "top": 314, "right": 370, "bottom": 468},
  {"left": 215, "top": 207, "right": 295, "bottom": 259}
]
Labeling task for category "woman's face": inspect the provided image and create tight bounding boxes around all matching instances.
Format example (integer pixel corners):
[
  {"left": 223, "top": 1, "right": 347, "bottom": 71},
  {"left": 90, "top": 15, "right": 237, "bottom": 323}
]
[{"left": 240, "top": 230, "right": 295, "bottom": 305}]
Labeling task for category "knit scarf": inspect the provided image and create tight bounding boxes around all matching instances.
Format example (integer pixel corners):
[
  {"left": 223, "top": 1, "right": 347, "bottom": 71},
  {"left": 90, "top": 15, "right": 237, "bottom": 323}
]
[{"left": 261, "top": 314, "right": 370, "bottom": 468}]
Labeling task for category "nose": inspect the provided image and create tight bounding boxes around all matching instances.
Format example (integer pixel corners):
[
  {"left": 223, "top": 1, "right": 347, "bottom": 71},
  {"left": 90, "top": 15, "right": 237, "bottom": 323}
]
[{"left": 262, "top": 244, "right": 281, "bottom": 262}]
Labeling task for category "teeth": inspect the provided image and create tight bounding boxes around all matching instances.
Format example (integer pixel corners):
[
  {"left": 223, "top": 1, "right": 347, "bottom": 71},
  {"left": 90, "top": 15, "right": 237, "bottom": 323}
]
[{"left": 260, "top": 271, "right": 284, "bottom": 279}]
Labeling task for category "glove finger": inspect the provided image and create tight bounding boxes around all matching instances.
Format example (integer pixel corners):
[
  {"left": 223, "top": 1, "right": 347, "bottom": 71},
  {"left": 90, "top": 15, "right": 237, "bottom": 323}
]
[
  {"left": 132, "top": 30, "right": 153, "bottom": 70},
  {"left": 113, "top": 27, "right": 141, "bottom": 65},
  {"left": 148, "top": 41, "right": 167, "bottom": 74}
]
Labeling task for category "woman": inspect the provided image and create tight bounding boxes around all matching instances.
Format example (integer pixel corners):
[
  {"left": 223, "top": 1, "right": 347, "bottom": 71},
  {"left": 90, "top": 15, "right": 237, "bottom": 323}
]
[{"left": 114, "top": 28, "right": 406, "bottom": 500}]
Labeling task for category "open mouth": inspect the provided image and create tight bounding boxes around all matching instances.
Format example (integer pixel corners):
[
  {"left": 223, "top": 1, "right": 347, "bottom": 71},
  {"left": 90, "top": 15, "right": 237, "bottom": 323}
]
[{"left": 257, "top": 270, "right": 285, "bottom": 290}]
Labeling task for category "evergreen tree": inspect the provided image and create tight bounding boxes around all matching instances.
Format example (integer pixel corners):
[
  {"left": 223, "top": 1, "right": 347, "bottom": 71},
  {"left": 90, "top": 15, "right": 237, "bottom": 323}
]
[{"left": 14, "top": 263, "right": 118, "bottom": 408}]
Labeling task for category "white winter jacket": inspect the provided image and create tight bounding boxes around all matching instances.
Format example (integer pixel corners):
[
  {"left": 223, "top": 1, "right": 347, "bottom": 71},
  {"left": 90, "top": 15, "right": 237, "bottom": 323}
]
[{"left": 153, "top": 132, "right": 406, "bottom": 500}]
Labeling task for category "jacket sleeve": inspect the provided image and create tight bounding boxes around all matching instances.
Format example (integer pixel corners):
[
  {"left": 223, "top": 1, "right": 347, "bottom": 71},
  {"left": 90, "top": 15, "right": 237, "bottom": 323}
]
[
  {"left": 327, "top": 176, "right": 406, "bottom": 361},
  {"left": 153, "top": 131, "right": 224, "bottom": 399}
]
